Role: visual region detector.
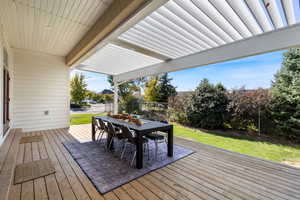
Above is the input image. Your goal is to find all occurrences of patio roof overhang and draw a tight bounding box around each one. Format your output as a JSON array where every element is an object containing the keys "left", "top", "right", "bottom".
[{"left": 72, "top": 0, "right": 300, "bottom": 83}]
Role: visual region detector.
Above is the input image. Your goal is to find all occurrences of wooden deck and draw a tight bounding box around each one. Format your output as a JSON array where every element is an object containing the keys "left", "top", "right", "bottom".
[{"left": 1, "top": 124, "right": 300, "bottom": 200}]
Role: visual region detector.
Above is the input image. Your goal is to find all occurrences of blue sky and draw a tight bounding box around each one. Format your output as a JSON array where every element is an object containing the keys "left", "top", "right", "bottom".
[
  {"left": 168, "top": 50, "right": 285, "bottom": 91},
  {"left": 71, "top": 50, "right": 285, "bottom": 92}
]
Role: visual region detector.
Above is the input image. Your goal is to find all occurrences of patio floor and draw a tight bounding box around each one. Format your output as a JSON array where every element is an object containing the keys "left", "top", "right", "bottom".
[{"left": 1, "top": 124, "right": 300, "bottom": 200}]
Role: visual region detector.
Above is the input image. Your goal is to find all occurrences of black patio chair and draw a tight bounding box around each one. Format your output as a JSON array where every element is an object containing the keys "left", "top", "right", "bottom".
[
  {"left": 94, "top": 118, "right": 105, "bottom": 142},
  {"left": 107, "top": 122, "right": 125, "bottom": 151},
  {"left": 96, "top": 118, "right": 107, "bottom": 144},
  {"left": 120, "top": 126, "right": 149, "bottom": 166},
  {"left": 145, "top": 132, "right": 167, "bottom": 160}
]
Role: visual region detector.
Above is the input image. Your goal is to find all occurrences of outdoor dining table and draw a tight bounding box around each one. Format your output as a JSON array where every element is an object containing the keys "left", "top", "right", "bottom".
[{"left": 92, "top": 116, "right": 173, "bottom": 169}]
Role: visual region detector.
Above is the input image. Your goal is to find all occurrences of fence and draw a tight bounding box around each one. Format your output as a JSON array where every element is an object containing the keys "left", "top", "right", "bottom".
[{"left": 90, "top": 103, "right": 113, "bottom": 113}]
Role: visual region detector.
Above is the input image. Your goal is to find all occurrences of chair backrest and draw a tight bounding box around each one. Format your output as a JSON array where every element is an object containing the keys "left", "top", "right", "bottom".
[
  {"left": 94, "top": 118, "right": 101, "bottom": 129},
  {"left": 107, "top": 122, "right": 117, "bottom": 136},
  {"left": 98, "top": 118, "right": 106, "bottom": 130},
  {"left": 121, "top": 126, "right": 136, "bottom": 143}
]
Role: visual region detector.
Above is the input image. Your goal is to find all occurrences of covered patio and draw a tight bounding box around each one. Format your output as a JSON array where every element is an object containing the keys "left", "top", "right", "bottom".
[
  {"left": 1, "top": 124, "right": 300, "bottom": 200},
  {"left": 1, "top": 0, "right": 300, "bottom": 199}
]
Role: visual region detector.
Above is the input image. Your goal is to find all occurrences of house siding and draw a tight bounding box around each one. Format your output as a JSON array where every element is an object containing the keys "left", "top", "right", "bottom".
[{"left": 13, "top": 48, "right": 70, "bottom": 132}]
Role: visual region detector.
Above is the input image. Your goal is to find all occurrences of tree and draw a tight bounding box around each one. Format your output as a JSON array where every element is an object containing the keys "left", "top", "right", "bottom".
[
  {"left": 107, "top": 75, "right": 142, "bottom": 113},
  {"left": 186, "top": 79, "right": 229, "bottom": 129},
  {"left": 107, "top": 75, "right": 140, "bottom": 101},
  {"left": 156, "top": 73, "right": 177, "bottom": 103},
  {"left": 144, "top": 76, "right": 159, "bottom": 102},
  {"left": 70, "top": 73, "right": 87, "bottom": 105},
  {"left": 144, "top": 74, "right": 177, "bottom": 103},
  {"left": 86, "top": 90, "right": 95, "bottom": 100},
  {"left": 92, "top": 94, "right": 104, "bottom": 103},
  {"left": 270, "top": 48, "right": 300, "bottom": 140},
  {"left": 103, "top": 94, "right": 113, "bottom": 103}
]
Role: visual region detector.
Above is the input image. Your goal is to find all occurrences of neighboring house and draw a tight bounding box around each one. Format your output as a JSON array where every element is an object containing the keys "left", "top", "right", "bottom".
[{"left": 100, "top": 89, "right": 114, "bottom": 95}]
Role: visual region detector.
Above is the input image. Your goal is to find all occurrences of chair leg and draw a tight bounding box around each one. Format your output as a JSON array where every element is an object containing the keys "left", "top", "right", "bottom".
[
  {"left": 121, "top": 142, "right": 127, "bottom": 159},
  {"left": 155, "top": 140, "right": 158, "bottom": 160},
  {"left": 100, "top": 130, "right": 105, "bottom": 141},
  {"left": 96, "top": 130, "right": 101, "bottom": 141},
  {"left": 131, "top": 151, "right": 136, "bottom": 167},
  {"left": 108, "top": 136, "right": 114, "bottom": 151},
  {"left": 143, "top": 143, "right": 149, "bottom": 160},
  {"left": 97, "top": 130, "right": 104, "bottom": 143},
  {"left": 146, "top": 142, "right": 150, "bottom": 160}
]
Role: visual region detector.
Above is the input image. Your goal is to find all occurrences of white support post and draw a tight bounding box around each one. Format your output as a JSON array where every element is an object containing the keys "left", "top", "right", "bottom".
[{"left": 113, "top": 82, "right": 119, "bottom": 114}]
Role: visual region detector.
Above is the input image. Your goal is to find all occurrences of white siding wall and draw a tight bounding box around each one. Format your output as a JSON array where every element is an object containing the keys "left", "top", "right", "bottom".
[
  {"left": 13, "top": 49, "right": 70, "bottom": 132},
  {"left": 0, "top": 23, "right": 13, "bottom": 145}
]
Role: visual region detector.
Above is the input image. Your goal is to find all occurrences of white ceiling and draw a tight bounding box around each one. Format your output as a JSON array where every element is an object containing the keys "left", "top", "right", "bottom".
[
  {"left": 80, "top": 43, "right": 163, "bottom": 75},
  {"left": 0, "top": 0, "right": 113, "bottom": 56}
]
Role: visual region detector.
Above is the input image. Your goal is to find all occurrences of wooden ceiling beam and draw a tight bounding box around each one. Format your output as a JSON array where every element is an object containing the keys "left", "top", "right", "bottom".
[{"left": 66, "top": 0, "right": 148, "bottom": 66}]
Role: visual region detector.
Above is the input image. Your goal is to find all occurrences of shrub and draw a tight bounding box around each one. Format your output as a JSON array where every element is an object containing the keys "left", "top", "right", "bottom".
[
  {"left": 227, "top": 88, "right": 274, "bottom": 133},
  {"left": 142, "top": 110, "right": 167, "bottom": 122},
  {"left": 120, "top": 95, "right": 141, "bottom": 114},
  {"left": 185, "top": 79, "right": 229, "bottom": 129},
  {"left": 167, "top": 94, "right": 190, "bottom": 124}
]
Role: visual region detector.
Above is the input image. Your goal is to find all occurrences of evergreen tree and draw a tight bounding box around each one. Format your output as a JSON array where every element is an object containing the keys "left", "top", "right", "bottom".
[
  {"left": 144, "top": 74, "right": 177, "bottom": 103},
  {"left": 186, "top": 79, "right": 229, "bottom": 129},
  {"left": 156, "top": 73, "right": 177, "bottom": 103},
  {"left": 70, "top": 73, "right": 87, "bottom": 105},
  {"left": 270, "top": 48, "right": 300, "bottom": 140}
]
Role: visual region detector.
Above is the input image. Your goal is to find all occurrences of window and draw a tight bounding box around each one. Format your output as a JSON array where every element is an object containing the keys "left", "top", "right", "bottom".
[{"left": 3, "top": 48, "right": 9, "bottom": 135}]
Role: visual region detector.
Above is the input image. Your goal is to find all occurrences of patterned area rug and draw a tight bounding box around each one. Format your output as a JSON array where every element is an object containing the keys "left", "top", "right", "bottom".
[{"left": 63, "top": 140, "right": 195, "bottom": 194}]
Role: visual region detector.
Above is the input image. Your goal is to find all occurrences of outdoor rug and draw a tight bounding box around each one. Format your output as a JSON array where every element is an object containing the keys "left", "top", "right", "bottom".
[
  {"left": 63, "top": 139, "right": 195, "bottom": 194},
  {"left": 14, "top": 158, "right": 56, "bottom": 184}
]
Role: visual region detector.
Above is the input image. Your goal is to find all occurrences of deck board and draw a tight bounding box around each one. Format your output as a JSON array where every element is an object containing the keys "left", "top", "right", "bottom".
[{"left": 0, "top": 124, "right": 300, "bottom": 200}]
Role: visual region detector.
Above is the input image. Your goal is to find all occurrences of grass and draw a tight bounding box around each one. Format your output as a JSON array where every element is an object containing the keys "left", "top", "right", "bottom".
[
  {"left": 69, "top": 113, "right": 300, "bottom": 163},
  {"left": 174, "top": 124, "right": 300, "bottom": 163},
  {"left": 70, "top": 113, "right": 106, "bottom": 125}
]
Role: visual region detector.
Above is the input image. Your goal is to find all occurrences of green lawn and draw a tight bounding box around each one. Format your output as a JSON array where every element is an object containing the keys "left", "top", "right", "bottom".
[
  {"left": 174, "top": 124, "right": 300, "bottom": 163},
  {"left": 70, "top": 113, "right": 106, "bottom": 125},
  {"left": 70, "top": 113, "right": 300, "bottom": 163}
]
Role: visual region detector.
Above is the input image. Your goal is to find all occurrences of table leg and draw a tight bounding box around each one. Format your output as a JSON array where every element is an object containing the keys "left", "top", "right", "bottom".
[
  {"left": 92, "top": 117, "right": 96, "bottom": 141},
  {"left": 136, "top": 132, "right": 143, "bottom": 169},
  {"left": 168, "top": 126, "right": 173, "bottom": 157}
]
